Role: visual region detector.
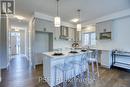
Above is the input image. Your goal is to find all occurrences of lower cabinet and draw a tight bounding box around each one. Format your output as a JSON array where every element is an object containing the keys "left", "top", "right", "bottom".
[
  {"left": 101, "top": 50, "right": 112, "bottom": 68},
  {"left": 35, "top": 53, "right": 43, "bottom": 65}
]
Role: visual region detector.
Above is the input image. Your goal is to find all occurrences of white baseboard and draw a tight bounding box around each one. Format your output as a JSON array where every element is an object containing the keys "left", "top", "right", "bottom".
[{"left": 101, "top": 65, "right": 111, "bottom": 69}]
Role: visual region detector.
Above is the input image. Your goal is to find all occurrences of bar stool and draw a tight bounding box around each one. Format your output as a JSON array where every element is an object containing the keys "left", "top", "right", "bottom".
[
  {"left": 54, "top": 56, "right": 76, "bottom": 87},
  {"left": 71, "top": 52, "right": 90, "bottom": 84},
  {"left": 87, "top": 50, "right": 99, "bottom": 81}
]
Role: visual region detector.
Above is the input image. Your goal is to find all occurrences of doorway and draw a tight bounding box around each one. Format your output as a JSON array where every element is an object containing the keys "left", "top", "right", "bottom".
[
  {"left": 9, "top": 28, "right": 26, "bottom": 61},
  {"left": 10, "top": 32, "right": 20, "bottom": 55}
]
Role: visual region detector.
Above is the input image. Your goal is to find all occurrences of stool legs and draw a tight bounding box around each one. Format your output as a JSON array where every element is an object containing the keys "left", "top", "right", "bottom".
[
  {"left": 55, "top": 67, "right": 77, "bottom": 87},
  {"left": 96, "top": 61, "right": 99, "bottom": 77},
  {"left": 91, "top": 61, "right": 99, "bottom": 81},
  {"left": 86, "top": 62, "right": 90, "bottom": 83},
  {"left": 92, "top": 61, "right": 95, "bottom": 81}
]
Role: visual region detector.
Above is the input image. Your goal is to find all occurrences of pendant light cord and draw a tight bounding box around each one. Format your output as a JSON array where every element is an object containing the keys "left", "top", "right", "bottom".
[
  {"left": 77, "top": 9, "right": 81, "bottom": 23},
  {"left": 57, "top": 0, "right": 59, "bottom": 16}
]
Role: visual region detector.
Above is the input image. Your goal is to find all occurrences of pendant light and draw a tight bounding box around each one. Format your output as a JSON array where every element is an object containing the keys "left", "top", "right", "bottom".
[
  {"left": 54, "top": 0, "right": 61, "bottom": 28},
  {"left": 77, "top": 9, "right": 81, "bottom": 31}
]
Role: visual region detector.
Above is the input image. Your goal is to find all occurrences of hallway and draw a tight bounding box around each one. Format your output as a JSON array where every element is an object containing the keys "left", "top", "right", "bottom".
[{"left": 0, "top": 55, "right": 46, "bottom": 87}]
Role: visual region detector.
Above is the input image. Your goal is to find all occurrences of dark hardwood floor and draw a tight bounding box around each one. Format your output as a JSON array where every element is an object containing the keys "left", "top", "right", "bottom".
[
  {"left": 0, "top": 55, "right": 130, "bottom": 87},
  {"left": 0, "top": 55, "right": 48, "bottom": 87}
]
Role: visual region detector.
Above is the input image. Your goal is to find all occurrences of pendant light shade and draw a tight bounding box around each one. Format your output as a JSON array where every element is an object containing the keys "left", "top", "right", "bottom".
[
  {"left": 77, "top": 23, "right": 81, "bottom": 31},
  {"left": 54, "top": 0, "right": 61, "bottom": 28},
  {"left": 54, "top": 17, "right": 61, "bottom": 27},
  {"left": 77, "top": 9, "right": 82, "bottom": 31}
]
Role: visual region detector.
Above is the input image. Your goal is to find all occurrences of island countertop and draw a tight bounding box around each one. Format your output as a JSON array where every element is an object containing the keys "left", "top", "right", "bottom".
[{"left": 42, "top": 50, "right": 93, "bottom": 59}]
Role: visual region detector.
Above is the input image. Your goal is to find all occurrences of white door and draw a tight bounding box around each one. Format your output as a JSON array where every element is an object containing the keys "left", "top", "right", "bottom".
[{"left": 11, "top": 36, "right": 17, "bottom": 55}]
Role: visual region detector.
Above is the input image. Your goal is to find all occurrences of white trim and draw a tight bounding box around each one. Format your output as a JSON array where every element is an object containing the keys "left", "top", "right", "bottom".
[
  {"left": 34, "top": 12, "right": 75, "bottom": 28},
  {"left": 82, "top": 9, "right": 130, "bottom": 26},
  {"left": 34, "top": 12, "right": 53, "bottom": 22}
]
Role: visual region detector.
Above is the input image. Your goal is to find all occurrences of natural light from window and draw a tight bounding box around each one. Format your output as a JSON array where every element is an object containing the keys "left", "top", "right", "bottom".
[{"left": 82, "top": 32, "right": 96, "bottom": 46}]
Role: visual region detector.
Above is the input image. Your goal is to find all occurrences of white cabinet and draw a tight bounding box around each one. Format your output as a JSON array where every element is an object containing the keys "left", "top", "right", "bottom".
[
  {"left": 101, "top": 50, "right": 112, "bottom": 68},
  {"left": 75, "top": 31, "right": 81, "bottom": 42},
  {"left": 55, "top": 26, "right": 75, "bottom": 41},
  {"left": 96, "top": 20, "right": 113, "bottom": 40},
  {"left": 68, "top": 28, "right": 75, "bottom": 41},
  {"left": 35, "top": 18, "right": 54, "bottom": 33},
  {"left": 53, "top": 28, "right": 60, "bottom": 40},
  {"left": 34, "top": 53, "right": 44, "bottom": 65}
]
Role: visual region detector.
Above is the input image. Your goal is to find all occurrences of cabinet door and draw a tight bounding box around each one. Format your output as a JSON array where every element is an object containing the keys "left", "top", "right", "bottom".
[
  {"left": 101, "top": 51, "right": 112, "bottom": 68},
  {"left": 75, "top": 31, "right": 81, "bottom": 42},
  {"left": 60, "top": 26, "right": 68, "bottom": 37},
  {"left": 68, "top": 28, "right": 74, "bottom": 41},
  {"left": 53, "top": 28, "right": 60, "bottom": 40},
  {"left": 35, "top": 18, "right": 54, "bottom": 32}
]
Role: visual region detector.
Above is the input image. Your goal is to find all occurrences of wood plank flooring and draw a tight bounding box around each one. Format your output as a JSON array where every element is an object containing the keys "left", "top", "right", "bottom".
[{"left": 0, "top": 55, "right": 130, "bottom": 87}]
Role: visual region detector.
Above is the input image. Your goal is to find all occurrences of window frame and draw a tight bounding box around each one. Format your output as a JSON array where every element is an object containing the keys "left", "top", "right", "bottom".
[{"left": 82, "top": 32, "right": 96, "bottom": 46}]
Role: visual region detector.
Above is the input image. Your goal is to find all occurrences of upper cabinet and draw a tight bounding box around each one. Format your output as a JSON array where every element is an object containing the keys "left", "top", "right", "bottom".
[
  {"left": 35, "top": 18, "right": 54, "bottom": 33},
  {"left": 53, "top": 28, "right": 60, "bottom": 40},
  {"left": 59, "top": 26, "right": 75, "bottom": 41},
  {"left": 60, "top": 26, "right": 69, "bottom": 38},
  {"left": 96, "top": 20, "right": 113, "bottom": 40},
  {"left": 68, "top": 27, "right": 75, "bottom": 41}
]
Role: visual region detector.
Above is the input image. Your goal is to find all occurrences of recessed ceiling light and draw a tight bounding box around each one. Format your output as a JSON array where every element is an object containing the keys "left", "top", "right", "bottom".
[
  {"left": 70, "top": 18, "right": 79, "bottom": 23},
  {"left": 14, "top": 15, "right": 25, "bottom": 20}
]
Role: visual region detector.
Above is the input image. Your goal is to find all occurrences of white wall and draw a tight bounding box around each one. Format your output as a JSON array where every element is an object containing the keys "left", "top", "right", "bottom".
[
  {"left": 82, "top": 25, "right": 96, "bottom": 33},
  {"left": 96, "top": 16, "right": 130, "bottom": 51}
]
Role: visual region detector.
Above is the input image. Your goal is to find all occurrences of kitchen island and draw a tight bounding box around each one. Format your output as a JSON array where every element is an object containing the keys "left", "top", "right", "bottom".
[{"left": 42, "top": 50, "right": 88, "bottom": 87}]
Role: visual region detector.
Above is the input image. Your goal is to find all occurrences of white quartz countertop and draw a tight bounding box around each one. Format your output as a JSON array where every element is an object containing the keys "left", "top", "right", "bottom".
[{"left": 42, "top": 50, "right": 93, "bottom": 59}]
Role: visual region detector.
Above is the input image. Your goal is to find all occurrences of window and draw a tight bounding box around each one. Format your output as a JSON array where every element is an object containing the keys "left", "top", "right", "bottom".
[{"left": 82, "top": 32, "right": 96, "bottom": 46}]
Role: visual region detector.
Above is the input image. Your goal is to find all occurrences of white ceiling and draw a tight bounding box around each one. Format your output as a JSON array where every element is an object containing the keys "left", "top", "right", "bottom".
[{"left": 15, "top": 0, "right": 130, "bottom": 23}]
